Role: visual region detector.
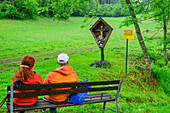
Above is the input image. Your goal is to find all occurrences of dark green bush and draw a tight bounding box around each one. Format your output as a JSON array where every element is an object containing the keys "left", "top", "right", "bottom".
[
  {"left": 156, "top": 60, "right": 165, "bottom": 67},
  {"left": 71, "top": 1, "right": 96, "bottom": 16},
  {"left": 72, "top": 3, "right": 130, "bottom": 17},
  {"left": 17, "top": 0, "right": 38, "bottom": 19},
  {"left": 0, "top": 0, "right": 38, "bottom": 19},
  {"left": 38, "top": 7, "right": 50, "bottom": 17},
  {"left": 136, "top": 51, "right": 164, "bottom": 63},
  {"left": 0, "top": 1, "right": 21, "bottom": 19},
  {"left": 136, "top": 50, "right": 169, "bottom": 94},
  {"left": 112, "top": 4, "right": 122, "bottom": 16},
  {"left": 148, "top": 51, "right": 164, "bottom": 61},
  {"left": 151, "top": 64, "right": 170, "bottom": 94},
  {"left": 167, "top": 52, "right": 170, "bottom": 61},
  {"left": 0, "top": 0, "right": 130, "bottom": 19}
]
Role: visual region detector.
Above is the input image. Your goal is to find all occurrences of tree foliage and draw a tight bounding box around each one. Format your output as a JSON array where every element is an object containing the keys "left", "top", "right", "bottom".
[
  {"left": 72, "top": 0, "right": 130, "bottom": 17},
  {"left": 122, "top": 0, "right": 152, "bottom": 77},
  {"left": 0, "top": 0, "right": 38, "bottom": 19},
  {"left": 0, "top": 0, "right": 93, "bottom": 19},
  {"left": 0, "top": 0, "right": 129, "bottom": 19},
  {"left": 132, "top": 0, "right": 170, "bottom": 66},
  {"left": 120, "top": 0, "right": 169, "bottom": 70}
]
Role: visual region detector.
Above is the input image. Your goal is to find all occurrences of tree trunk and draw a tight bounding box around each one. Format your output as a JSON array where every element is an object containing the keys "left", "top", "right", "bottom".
[
  {"left": 14, "top": 0, "right": 16, "bottom": 7},
  {"left": 163, "top": 17, "right": 168, "bottom": 66},
  {"left": 116, "top": 0, "right": 118, "bottom": 4},
  {"left": 125, "top": 0, "right": 151, "bottom": 77},
  {"left": 98, "top": 0, "right": 102, "bottom": 4}
]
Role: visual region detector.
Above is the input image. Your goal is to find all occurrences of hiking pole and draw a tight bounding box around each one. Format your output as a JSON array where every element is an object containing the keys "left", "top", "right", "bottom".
[{"left": 0, "top": 96, "right": 7, "bottom": 108}]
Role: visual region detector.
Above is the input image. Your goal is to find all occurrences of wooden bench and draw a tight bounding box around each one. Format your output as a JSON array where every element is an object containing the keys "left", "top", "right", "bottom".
[{"left": 6, "top": 80, "right": 122, "bottom": 113}]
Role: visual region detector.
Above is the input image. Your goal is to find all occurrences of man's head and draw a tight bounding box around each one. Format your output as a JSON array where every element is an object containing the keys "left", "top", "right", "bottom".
[{"left": 57, "top": 53, "right": 69, "bottom": 66}]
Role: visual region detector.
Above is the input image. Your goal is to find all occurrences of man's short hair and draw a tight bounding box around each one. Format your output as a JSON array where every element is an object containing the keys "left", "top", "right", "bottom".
[{"left": 57, "top": 53, "right": 69, "bottom": 63}]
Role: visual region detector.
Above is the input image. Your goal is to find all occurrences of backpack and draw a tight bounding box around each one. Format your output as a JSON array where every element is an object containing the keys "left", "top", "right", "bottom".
[{"left": 69, "top": 79, "right": 91, "bottom": 104}]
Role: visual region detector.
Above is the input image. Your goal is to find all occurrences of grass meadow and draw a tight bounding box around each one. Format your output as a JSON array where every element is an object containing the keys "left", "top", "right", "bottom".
[{"left": 0, "top": 17, "right": 169, "bottom": 113}]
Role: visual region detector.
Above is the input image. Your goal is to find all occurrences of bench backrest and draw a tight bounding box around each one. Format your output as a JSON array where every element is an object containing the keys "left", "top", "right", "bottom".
[
  {"left": 6, "top": 80, "right": 122, "bottom": 113},
  {"left": 7, "top": 80, "right": 122, "bottom": 99}
]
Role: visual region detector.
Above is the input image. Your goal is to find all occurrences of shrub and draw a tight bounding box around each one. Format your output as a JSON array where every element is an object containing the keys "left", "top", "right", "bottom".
[
  {"left": 136, "top": 50, "right": 169, "bottom": 94},
  {"left": 0, "top": 1, "right": 21, "bottom": 19},
  {"left": 151, "top": 64, "right": 170, "bottom": 94},
  {"left": 16, "top": 0, "right": 38, "bottom": 19},
  {"left": 72, "top": 3, "right": 130, "bottom": 17},
  {"left": 97, "top": 4, "right": 125, "bottom": 17},
  {"left": 0, "top": 0, "right": 38, "bottom": 19},
  {"left": 38, "top": 7, "right": 50, "bottom": 17},
  {"left": 136, "top": 51, "right": 164, "bottom": 63},
  {"left": 111, "top": 4, "right": 122, "bottom": 17},
  {"left": 71, "top": 1, "right": 96, "bottom": 16},
  {"left": 148, "top": 51, "right": 164, "bottom": 61}
]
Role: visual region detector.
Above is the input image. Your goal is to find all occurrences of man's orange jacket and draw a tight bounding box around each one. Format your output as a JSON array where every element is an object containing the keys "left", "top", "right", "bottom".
[{"left": 44, "top": 66, "right": 78, "bottom": 102}]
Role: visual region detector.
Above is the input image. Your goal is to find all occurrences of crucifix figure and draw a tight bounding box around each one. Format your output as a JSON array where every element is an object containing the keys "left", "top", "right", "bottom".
[
  {"left": 99, "top": 22, "right": 104, "bottom": 39},
  {"left": 93, "top": 22, "right": 110, "bottom": 40}
]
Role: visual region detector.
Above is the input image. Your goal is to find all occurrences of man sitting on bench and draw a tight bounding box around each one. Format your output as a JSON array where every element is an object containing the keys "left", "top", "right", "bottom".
[{"left": 43, "top": 53, "right": 78, "bottom": 113}]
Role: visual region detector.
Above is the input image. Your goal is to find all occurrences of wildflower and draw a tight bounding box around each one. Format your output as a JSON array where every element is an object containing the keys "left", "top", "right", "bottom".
[{"left": 95, "top": 36, "right": 105, "bottom": 45}]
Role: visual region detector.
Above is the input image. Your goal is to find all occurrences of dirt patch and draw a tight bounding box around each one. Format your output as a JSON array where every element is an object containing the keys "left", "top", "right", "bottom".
[
  {"left": 0, "top": 41, "right": 125, "bottom": 67},
  {"left": 0, "top": 58, "right": 21, "bottom": 64},
  {"left": 0, "top": 47, "right": 96, "bottom": 68}
]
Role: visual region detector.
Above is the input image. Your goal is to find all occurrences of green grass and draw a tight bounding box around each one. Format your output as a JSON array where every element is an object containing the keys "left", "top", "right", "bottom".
[{"left": 0, "top": 17, "right": 169, "bottom": 112}]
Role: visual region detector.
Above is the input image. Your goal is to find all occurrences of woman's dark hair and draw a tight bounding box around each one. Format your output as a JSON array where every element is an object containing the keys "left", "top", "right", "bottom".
[{"left": 16, "top": 56, "right": 35, "bottom": 82}]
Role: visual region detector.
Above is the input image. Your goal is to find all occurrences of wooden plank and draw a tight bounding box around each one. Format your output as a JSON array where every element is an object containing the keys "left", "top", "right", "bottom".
[
  {"left": 84, "top": 97, "right": 114, "bottom": 101},
  {"left": 13, "top": 80, "right": 120, "bottom": 90},
  {"left": 7, "top": 99, "right": 115, "bottom": 111},
  {"left": 86, "top": 93, "right": 112, "bottom": 98},
  {"left": 11, "top": 86, "right": 118, "bottom": 98},
  {"left": 6, "top": 93, "right": 113, "bottom": 105},
  {"left": 7, "top": 97, "right": 114, "bottom": 106}
]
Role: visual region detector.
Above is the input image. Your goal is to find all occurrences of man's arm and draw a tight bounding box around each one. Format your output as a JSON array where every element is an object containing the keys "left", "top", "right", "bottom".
[
  {"left": 44, "top": 73, "right": 52, "bottom": 84},
  {"left": 71, "top": 72, "right": 78, "bottom": 89}
]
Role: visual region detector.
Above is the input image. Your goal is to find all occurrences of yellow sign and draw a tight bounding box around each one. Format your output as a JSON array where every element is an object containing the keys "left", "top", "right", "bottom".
[{"left": 122, "top": 30, "right": 134, "bottom": 39}]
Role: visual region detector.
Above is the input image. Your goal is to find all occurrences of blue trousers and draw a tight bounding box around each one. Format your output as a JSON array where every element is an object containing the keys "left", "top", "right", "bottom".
[
  {"left": 43, "top": 96, "right": 58, "bottom": 113},
  {"left": 50, "top": 108, "right": 57, "bottom": 113},
  {"left": 43, "top": 96, "right": 70, "bottom": 113}
]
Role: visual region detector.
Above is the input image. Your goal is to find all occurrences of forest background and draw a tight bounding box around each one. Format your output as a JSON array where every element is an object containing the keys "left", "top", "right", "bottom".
[{"left": 0, "top": 0, "right": 169, "bottom": 112}]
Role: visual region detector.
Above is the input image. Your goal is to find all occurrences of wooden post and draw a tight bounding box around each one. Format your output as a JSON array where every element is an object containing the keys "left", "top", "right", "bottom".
[{"left": 101, "top": 48, "right": 104, "bottom": 62}]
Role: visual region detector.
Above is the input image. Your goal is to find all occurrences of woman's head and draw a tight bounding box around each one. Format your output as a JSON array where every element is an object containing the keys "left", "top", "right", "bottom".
[
  {"left": 16, "top": 56, "right": 35, "bottom": 82},
  {"left": 20, "top": 56, "right": 35, "bottom": 69}
]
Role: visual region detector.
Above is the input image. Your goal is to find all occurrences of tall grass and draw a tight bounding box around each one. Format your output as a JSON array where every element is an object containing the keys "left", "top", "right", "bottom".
[{"left": 0, "top": 17, "right": 169, "bottom": 112}]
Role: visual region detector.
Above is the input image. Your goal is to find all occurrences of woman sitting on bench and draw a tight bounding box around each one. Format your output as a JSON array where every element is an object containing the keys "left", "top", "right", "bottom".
[{"left": 12, "top": 56, "right": 43, "bottom": 113}]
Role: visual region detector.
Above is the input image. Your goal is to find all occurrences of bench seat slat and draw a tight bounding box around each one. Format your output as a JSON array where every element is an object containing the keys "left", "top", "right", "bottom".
[
  {"left": 7, "top": 99, "right": 115, "bottom": 112},
  {"left": 6, "top": 93, "right": 115, "bottom": 111},
  {"left": 86, "top": 93, "right": 113, "bottom": 98}
]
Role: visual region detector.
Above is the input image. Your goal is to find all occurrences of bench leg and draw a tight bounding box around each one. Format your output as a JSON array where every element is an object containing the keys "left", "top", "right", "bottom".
[
  {"left": 103, "top": 102, "right": 106, "bottom": 113},
  {"left": 115, "top": 101, "right": 118, "bottom": 113},
  {"left": 10, "top": 86, "right": 13, "bottom": 113}
]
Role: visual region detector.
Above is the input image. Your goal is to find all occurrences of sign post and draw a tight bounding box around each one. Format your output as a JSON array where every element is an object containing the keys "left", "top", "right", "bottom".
[{"left": 122, "top": 30, "right": 134, "bottom": 76}]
